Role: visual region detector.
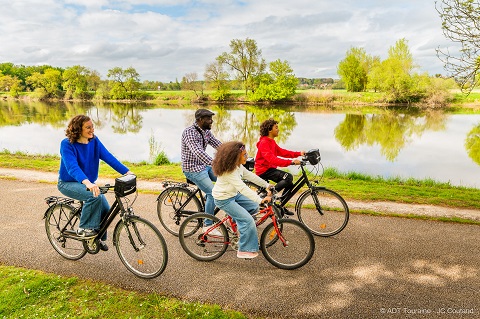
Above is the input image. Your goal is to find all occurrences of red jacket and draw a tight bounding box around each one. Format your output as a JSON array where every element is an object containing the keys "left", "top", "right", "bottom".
[{"left": 254, "top": 136, "right": 302, "bottom": 176}]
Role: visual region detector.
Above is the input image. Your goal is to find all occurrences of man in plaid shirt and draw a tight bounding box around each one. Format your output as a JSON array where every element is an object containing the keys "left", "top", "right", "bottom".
[{"left": 181, "top": 109, "right": 222, "bottom": 229}]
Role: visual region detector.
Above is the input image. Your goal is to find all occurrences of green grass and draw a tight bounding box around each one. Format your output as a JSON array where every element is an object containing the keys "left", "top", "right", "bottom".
[
  {"left": 0, "top": 265, "right": 249, "bottom": 319},
  {"left": 2, "top": 150, "right": 479, "bottom": 209}
]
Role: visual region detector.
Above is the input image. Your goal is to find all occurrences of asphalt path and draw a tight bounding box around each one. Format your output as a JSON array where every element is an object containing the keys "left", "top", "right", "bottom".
[{"left": 0, "top": 179, "right": 479, "bottom": 318}]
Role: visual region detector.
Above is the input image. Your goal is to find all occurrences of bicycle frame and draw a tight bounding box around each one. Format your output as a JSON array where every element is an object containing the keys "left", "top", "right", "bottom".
[
  {"left": 45, "top": 186, "right": 134, "bottom": 244},
  {"left": 277, "top": 161, "right": 315, "bottom": 206},
  {"left": 202, "top": 203, "right": 287, "bottom": 247},
  {"left": 160, "top": 180, "right": 223, "bottom": 217}
]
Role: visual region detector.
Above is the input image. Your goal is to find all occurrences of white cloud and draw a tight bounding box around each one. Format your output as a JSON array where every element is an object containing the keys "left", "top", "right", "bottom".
[{"left": 0, "top": 0, "right": 459, "bottom": 81}]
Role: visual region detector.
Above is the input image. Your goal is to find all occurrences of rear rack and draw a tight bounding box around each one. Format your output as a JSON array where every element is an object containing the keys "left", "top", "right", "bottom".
[{"left": 44, "top": 196, "right": 75, "bottom": 206}]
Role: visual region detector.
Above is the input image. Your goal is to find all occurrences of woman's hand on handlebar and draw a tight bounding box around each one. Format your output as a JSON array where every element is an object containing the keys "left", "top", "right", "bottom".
[{"left": 83, "top": 179, "right": 100, "bottom": 197}]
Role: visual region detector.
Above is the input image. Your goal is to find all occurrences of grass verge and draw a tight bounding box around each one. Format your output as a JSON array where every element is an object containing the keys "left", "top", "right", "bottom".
[
  {"left": 0, "top": 265, "right": 249, "bottom": 319},
  {"left": 1, "top": 150, "right": 479, "bottom": 210}
]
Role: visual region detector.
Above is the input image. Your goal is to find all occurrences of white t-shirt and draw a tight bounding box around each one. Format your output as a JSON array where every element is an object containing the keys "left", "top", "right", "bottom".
[{"left": 212, "top": 165, "right": 270, "bottom": 203}]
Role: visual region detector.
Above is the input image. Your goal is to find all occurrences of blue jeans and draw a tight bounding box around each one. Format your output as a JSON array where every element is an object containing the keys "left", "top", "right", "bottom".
[
  {"left": 184, "top": 166, "right": 217, "bottom": 222},
  {"left": 214, "top": 193, "right": 260, "bottom": 253},
  {"left": 58, "top": 180, "right": 109, "bottom": 240}
]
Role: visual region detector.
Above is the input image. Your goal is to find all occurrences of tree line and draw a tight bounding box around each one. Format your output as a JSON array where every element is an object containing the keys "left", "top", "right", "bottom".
[
  {"left": 1, "top": 0, "right": 479, "bottom": 105},
  {"left": 0, "top": 38, "right": 305, "bottom": 103}
]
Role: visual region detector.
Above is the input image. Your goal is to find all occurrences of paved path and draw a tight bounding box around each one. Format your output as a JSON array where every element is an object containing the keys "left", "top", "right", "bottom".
[{"left": 0, "top": 171, "right": 479, "bottom": 318}]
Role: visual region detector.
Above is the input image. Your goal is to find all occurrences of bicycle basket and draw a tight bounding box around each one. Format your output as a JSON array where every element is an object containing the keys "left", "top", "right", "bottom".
[
  {"left": 243, "top": 157, "right": 255, "bottom": 171},
  {"left": 305, "top": 149, "right": 321, "bottom": 165},
  {"left": 114, "top": 174, "right": 137, "bottom": 197}
]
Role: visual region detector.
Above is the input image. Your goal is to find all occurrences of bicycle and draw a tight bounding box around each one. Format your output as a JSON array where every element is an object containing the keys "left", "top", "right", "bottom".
[
  {"left": 156, "top": 174, "right": 269, "bottom": 237},
  {"left": 250, "top": 149, "right": 350, "bottom": 237},
  {"left": 43, "top": 174, "right": 168, "bottom": 279},
  {"left": 156, "top": 179, "right": 216, "bottom": 236},
  {"left": 178, "top": 190, "right": 315, "bottom": 270}
]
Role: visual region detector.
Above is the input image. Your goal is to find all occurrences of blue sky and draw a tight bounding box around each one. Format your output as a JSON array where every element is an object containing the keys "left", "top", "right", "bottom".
[{"left": 0, "top": 0, "right": 456, "bottom": 82}]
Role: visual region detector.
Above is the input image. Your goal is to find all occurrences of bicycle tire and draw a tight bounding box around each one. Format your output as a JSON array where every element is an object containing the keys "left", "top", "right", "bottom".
[
  {"left": 260, "top": 219, "right": 315, "bottom": 270},
  {"left": 157, "top": 186, "right": 203, "bottom": 236},
  {"left": 178, "top": 213, "right": 228, "bottom": 261},
  {"left": 113, "top": 216, "right": 168, "bottom": 279},
  {"left": 296, "top": 187, "right": 349, "bottom": 237},
  {"left": 45, "top": 204, "right": 87, "bottom": 260}
]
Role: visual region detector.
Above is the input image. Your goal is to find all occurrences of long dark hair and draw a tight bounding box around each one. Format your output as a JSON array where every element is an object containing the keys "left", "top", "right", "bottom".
[
  {"left": 260, "top": 118, "right": 278, "bottom": 136},
  {"left": 212, "top": 141, "right": 245, "bottom": 176},
  {"left": 65, "top": 115, "right": 91, "bottom": 143}
]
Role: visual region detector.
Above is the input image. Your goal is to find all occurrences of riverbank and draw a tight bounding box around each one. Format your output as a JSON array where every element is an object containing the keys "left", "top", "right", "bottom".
[{"left": 3, "top": 89, "right": 480, "bottom": 110}]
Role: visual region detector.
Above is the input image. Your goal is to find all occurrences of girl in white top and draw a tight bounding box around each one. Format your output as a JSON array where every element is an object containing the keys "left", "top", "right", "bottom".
[{"left": 212, "top": 141, "right": 272, "bottom": 259}]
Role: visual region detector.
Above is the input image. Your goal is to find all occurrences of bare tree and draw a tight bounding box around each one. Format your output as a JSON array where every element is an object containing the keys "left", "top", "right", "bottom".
[{"left": 436, "top": 0, "right": 480, "bottom": 93}]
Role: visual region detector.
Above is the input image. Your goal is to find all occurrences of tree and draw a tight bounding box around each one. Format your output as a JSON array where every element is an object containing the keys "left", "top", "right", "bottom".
[
  {"left": 251, "top": 59, "right": 298, "bottom": 102},
  {"left": 436, "top": 0, "right": 480, "bottom": 92},
  {"left": 181, "top": 72, "right": 204, "bottom": 98},
  {"left": 26, "top": 68, "right": 63, "bottom": 99},
  {"left": 0, "top": 74, "right": 23, "bottom": 97},
  {"left": 204, "top": 61, "right": 230, "bottom": 101},
  {"left": 337, "top": 47, "right": 372, "bottom": 92},
  {"left": 107, "top": 67, "right": 141, "bottom": 99},
  {"left": 217, "top": 38, "right": 266, "bottom": 95},
  {"left": 62, "top": 65, "right": 91, "bottom": 99},
  {"left": 370, "top": 39, "right": 420, "bottom": 102}
]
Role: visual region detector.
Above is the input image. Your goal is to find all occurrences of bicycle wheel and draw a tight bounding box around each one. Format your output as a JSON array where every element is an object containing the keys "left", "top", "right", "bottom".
[
  {"left": 45, "top": 204, "right": 87, "bottom": 260},
  {"left": 296, "top": 187, "right": 349, "bottom": 237},
  {"left": 179, "top": 213, "right": 228, "bottom": 261},
  {"left": 260, "top": 219, "right": 315, "bottom": 270},
  {"left": 157, "top": 187, "right": 202, "bottom": 236},
  {"left": 113, "top": 216, "right": 168, "bottom": 279}
]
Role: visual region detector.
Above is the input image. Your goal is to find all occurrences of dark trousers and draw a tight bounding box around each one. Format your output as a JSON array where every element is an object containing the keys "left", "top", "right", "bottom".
[{"left": 258, "top": 168, "right": 294, "bottom": 197}]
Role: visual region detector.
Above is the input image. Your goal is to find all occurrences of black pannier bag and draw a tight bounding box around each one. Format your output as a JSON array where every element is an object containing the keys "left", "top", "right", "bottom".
[
  {"left": 114, "top": 174, "right": 137, "bottom": 197},
  {"left": 305, "top": 149, "right": 321, "bottom": 165},
  {"left": 243, "top": 157, "right": 255, "bottom": 171}
]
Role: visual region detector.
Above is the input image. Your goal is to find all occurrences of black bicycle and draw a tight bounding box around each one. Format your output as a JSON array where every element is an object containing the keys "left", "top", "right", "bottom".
[
  {"left": 269, "top": 149, "right": 349, "bottom": 237},
  {"left": 44, "top": 174, "right": 168, "bottom": 279},
  {"left": 156, "top": 179, "right": 221, "bottom": 236}
]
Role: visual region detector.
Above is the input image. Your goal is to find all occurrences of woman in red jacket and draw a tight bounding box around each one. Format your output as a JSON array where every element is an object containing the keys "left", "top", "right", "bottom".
[{"left": 254, "top": 119, "right": 304, "bottom": 215}]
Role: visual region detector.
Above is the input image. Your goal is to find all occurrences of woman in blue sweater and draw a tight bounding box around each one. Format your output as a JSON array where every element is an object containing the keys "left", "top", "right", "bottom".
[{"left": 58, "top": 115, "right": 132, "bottom": 250}]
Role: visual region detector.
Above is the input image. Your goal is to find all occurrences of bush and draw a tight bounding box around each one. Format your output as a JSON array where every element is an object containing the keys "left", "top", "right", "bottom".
[{"left": 153, "top": 151, "right": 170, "bottom": 166}]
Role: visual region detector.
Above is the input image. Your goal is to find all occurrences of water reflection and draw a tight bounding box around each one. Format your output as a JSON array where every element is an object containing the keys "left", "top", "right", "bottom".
[
  {"left": 465, "top": 124, "right": 480, "bottom": 165},
  {"left": 1, "top": 100, "right": 479, "bottom": 188},
  {"left": 335, "top": 111, "right": 447, "bottom": 161}
]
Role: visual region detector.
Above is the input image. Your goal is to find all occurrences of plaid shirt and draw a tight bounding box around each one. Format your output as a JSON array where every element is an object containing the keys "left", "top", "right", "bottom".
[{"left": 181, "top": 123, "right": 222, "bottom": 172}]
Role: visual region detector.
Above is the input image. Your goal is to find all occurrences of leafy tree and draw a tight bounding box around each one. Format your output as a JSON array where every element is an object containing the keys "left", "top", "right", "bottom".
[
  {"left": 62, "top": 65, "right": 92, "bottom": 99},
  {"left": 251, "top": 59, "right": 298, "bottom": 102},
  {"left": 337, "top": 47, "right": 373, "bottom": 92},
  {"left": 107, "top": 67, "right": 141, "bottom": 99},
  {"left": 204, "top": 61, "right": 230, "bottom": 101},
  {"left": 217, "top": 38, "right": 266, "bottom": 95},
  {"left": 373, "top": 39, "right": 419, "bottom": 102},
  {"left": 436, "top": 0, "right": 480, "bottom": 92},
  {"left": 0, "top": 74, "right": 23, "bottom": 97},
  {"left": 26, "top": 68, "right": 63, "bottom": 99}
]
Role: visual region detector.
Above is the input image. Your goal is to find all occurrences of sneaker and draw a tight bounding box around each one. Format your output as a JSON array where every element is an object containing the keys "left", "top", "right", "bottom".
[
  {"left": 202, "top": 226, "right": 222, "bottom": 236},
  {"left": 98, "top": 241, "right": 108, "bottom": 251},
  {"left": 237, "top": 251, "right": 259, "bottom": 259},
  {"left": 76, "top": 228, "right": 97, "bottom": 237}
]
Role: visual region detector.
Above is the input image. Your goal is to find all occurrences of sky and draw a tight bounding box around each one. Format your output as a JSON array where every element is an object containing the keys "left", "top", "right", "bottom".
[{"left": 0, "top": 0, "right": 457, "bottom": 82}]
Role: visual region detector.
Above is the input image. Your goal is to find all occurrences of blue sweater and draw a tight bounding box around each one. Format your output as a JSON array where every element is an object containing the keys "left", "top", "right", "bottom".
[{"left": 58, "top": 136, "right": 129, "bottom": 183}]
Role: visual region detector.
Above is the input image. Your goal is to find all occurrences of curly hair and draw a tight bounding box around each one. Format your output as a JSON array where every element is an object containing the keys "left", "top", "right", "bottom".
[
  {"left": 212, "top": 141, "right": 245, "bottom": 176},
  {"left": 65, "top": 115, "right": 92, "bottom": 144},
  {"left": 259, "top": 118, "right": 278, "bottom": 136}
]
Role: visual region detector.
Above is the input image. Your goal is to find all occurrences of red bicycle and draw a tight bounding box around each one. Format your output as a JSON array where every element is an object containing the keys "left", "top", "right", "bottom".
[{"left": 178, "top": 192, "right": 315, "bottom": 270}]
